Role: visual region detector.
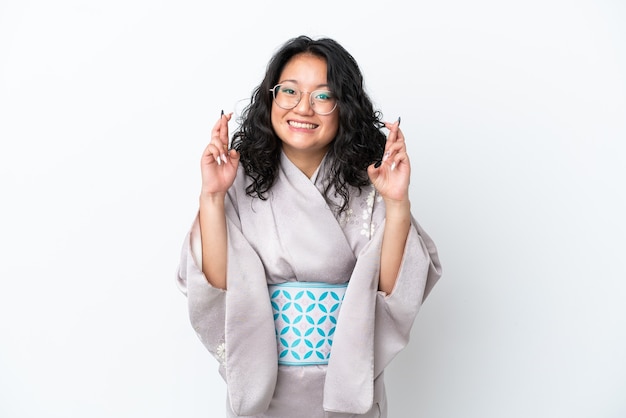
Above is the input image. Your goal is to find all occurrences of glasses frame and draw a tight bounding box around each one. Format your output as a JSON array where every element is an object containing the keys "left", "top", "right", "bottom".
[{"left": 269, "top": 83, "right": 338, "bottom": 115}]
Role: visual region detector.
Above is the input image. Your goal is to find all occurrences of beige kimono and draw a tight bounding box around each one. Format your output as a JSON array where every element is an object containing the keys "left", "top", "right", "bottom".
[{"left": 177, "top": 152, "right": 442, "bottom": 417}]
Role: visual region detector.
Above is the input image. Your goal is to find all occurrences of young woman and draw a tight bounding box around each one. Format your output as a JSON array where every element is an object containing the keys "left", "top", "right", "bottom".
[{"left": 177, "top": 35, "right": 442, "bottom": 418}]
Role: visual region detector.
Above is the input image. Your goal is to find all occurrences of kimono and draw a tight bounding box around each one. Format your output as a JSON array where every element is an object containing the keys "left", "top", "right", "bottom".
[{"left": 176, "top": 151, "right": 442, "bottom": 417}]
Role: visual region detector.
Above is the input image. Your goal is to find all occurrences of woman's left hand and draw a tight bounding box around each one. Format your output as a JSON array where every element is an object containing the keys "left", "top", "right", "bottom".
[{"left": 367, "top": 119, "right": 411, "bottom": 203}]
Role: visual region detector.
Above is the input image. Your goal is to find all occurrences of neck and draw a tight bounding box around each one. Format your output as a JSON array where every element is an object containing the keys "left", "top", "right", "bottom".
[{"left": 282, "top": 147, "right": 328, "bottom": 178}]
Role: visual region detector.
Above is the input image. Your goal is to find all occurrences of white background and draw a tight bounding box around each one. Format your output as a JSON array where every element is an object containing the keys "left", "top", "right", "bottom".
[{"left": 1, "top": 0, "right": 625, "bottom": 417}]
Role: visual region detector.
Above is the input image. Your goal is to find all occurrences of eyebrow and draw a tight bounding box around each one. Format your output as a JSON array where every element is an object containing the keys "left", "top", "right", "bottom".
[{"left": 278, "top": 79, "right": 331, "bottom": 89}]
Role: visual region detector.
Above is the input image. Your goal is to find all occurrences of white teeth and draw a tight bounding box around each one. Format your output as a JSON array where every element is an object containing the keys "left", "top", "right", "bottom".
[{"left": 289, "top": 121, "right": 317, "bottom": 129}]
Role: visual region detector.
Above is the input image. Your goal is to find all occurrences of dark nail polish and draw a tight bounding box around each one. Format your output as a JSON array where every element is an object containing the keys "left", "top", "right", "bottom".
[
  {"left": 374, "top": 160, "right": 382, "bottom": 168},
  {"left": 397, "top": 116, "right": 401, "bottom": 126},
  {"left": 221, "top": 109, "right": 224, "bottom": 117}
]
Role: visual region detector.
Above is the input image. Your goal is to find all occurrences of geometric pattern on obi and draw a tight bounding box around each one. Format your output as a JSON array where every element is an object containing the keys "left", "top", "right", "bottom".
[{"left": 268, "top": 282, "right": 348, "bottom": 366}]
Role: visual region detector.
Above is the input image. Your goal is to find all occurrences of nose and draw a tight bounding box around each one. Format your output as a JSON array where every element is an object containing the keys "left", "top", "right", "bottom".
[{"left": 293, "top": 92, "right": 315, "bottom": 115}]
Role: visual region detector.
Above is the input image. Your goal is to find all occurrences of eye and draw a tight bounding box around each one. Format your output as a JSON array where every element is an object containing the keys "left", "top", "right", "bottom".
[
  {"left": 313, "top": 91, "right": 333, "bottom": 101},
  {"left": 279, "top": 85, "right": 299, "bottom": 96}
]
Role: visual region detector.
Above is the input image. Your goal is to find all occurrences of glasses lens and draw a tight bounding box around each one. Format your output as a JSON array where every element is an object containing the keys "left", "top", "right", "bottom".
[
  {"left": 310, "top": 90, "right": 336, "bottom": 115},
  {"left": 273, "top": 83, "right": 301, "bottom": 110}
]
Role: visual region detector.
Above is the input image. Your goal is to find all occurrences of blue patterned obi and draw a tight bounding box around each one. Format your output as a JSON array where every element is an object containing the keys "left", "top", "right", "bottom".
[{"left": 268, "top": 282, "right": 348, "bottom": 366}]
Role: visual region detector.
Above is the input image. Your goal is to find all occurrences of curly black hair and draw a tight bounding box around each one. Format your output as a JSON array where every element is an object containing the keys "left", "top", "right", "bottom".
[{"left": 231, "top": 35, "right": 387, "bottom": 213}]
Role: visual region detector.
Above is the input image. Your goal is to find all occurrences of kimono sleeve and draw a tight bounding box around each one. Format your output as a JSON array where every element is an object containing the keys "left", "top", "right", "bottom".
[
  {"left": 373, "top": 207, "right": 442, "bottom": 378},
  {"left": 323, "top": 196, "right": 442, "bottom": 414},
  {"left": 176, "top": 215, "right": 228, "bottom": 372},
  {"left": 176, "top": 187, "right": 278, "bottom": 415}
]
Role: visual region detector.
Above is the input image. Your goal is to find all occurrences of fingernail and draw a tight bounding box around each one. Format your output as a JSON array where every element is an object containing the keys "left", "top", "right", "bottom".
[
  {"left": 397, "top": 116, "right": 401, "bottom": 126},
  {"left": 216, "top": 155, "right": 222, "bottom": 165},
  {"left": 221, "top": 153, "right": 227, "bottom": 162},
  {"left": 374, "top": 160, "right": 382, "bottom": 168},
  {"left": 383, "top": 151, "right": 391, "bottom": 161},
  {"left": 391, "top": 161, "right": 396, "bottom": 171},
  {"left": 221, "top": 109, "right": 224, "bottom": 117}
]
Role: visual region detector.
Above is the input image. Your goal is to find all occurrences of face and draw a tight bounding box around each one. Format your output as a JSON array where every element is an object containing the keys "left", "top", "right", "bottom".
[{"left": 271, "top": 53, "right": 339, "bottom": 171}]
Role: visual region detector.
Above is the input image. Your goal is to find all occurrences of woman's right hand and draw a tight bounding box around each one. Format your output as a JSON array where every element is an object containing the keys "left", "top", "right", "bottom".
[{"left": 200, "top": 112, "right": 240, "bottom": 197}]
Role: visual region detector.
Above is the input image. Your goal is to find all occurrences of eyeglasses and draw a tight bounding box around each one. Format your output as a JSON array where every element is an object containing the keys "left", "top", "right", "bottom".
[{"left": 269, "top": 82, "right": 337, "bottom": 115}]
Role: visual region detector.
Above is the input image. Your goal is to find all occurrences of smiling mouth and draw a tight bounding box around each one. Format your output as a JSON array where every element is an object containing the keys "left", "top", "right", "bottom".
[{"left": 288, "top": 120, "right": 318, "bottom": 129}]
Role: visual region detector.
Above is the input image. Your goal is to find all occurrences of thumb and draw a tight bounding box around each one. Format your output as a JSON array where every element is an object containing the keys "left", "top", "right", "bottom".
[
  {"left": 228, "top": 149, "right": 241, "bottom": 169},
  {"left": 367, "top": 163, "right": 379, "bottom": 184},
  {"left": 228, "top": 148, "right": 240, "bottom": 161}
]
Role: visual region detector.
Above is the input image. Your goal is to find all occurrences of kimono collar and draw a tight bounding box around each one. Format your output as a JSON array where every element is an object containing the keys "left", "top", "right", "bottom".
[{"left": 279, "top": 150, "right": 333, "bottom": 197}]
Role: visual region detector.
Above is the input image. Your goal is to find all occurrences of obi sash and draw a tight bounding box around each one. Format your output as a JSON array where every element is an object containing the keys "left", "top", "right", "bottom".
[{"left": 268, "top": 282, "right": 348, "bottom": 366}]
